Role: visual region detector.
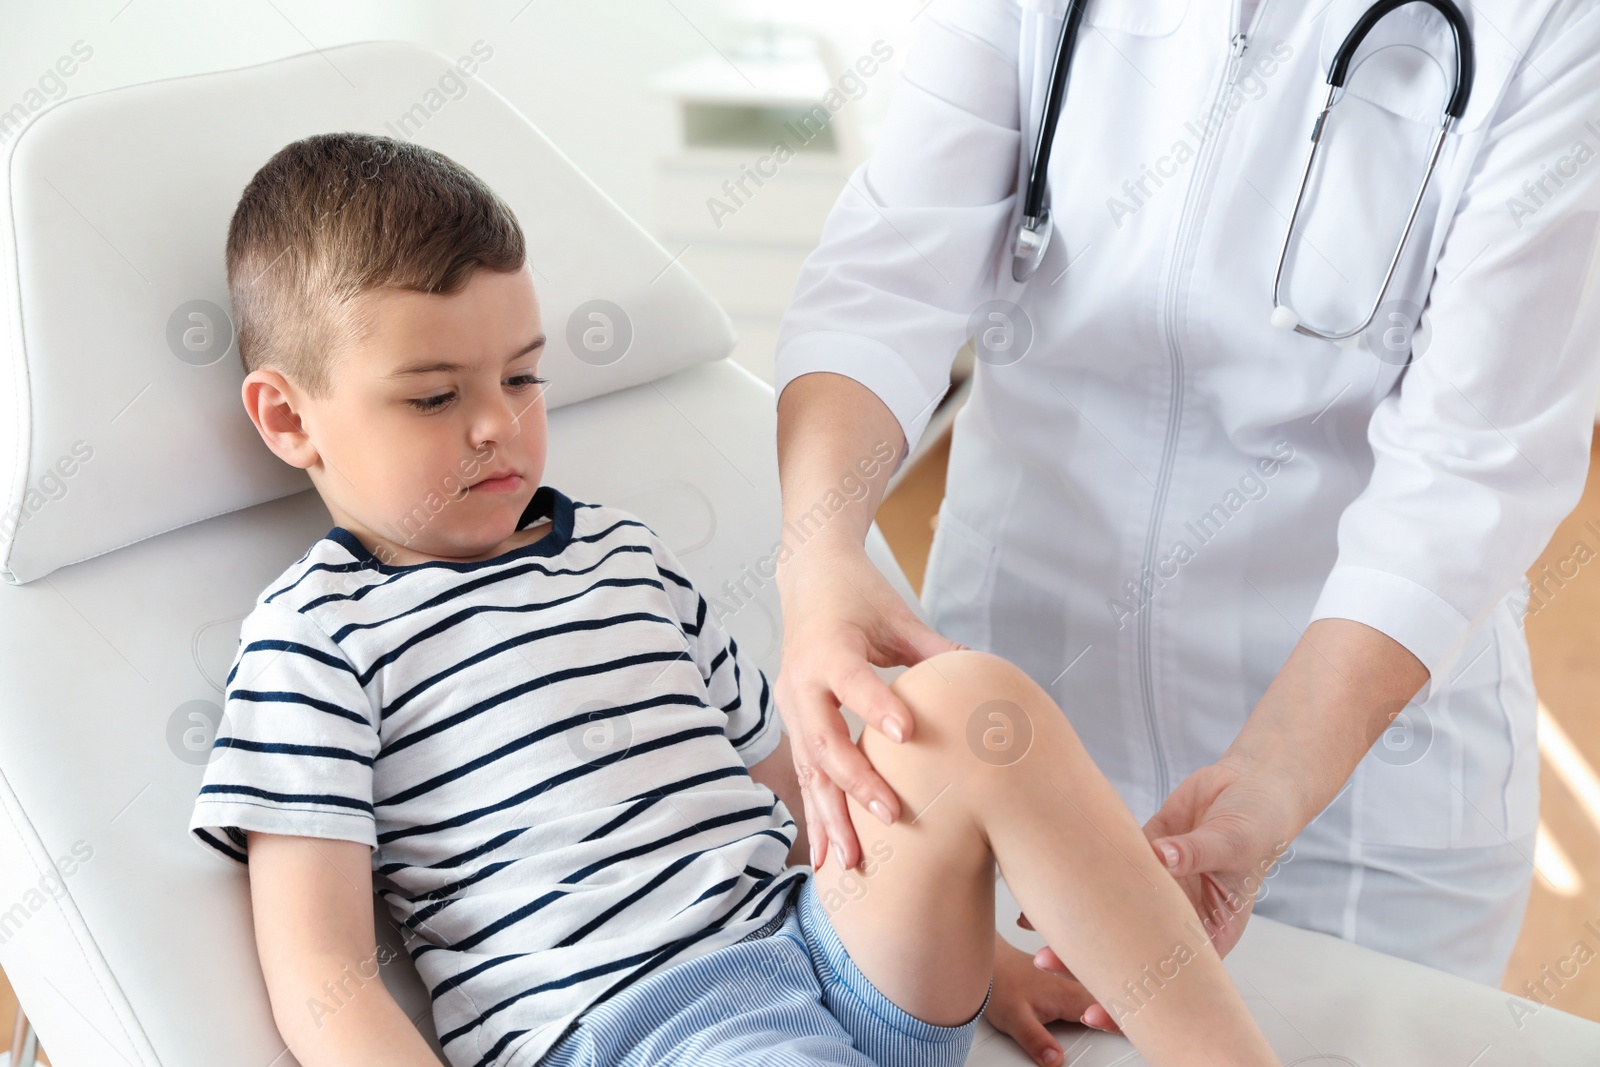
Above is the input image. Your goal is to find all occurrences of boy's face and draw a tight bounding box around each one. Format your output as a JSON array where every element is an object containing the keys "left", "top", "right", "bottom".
[{"left": 243, "top": 263, "right": 550, "bottom": 566}]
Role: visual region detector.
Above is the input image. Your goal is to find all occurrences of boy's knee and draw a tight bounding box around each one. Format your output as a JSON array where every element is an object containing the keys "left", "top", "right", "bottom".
[
  {"left": 887, "top": 650, "right": 1044, "bottom": 765},
  {"left": 891, "top": 649, "right": 1030, "bottom": 709}
]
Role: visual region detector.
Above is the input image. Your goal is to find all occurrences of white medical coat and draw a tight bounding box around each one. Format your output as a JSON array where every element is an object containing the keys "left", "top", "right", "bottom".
[{"left": 773, "top": 0, "right": 1600, "bottom": 854}]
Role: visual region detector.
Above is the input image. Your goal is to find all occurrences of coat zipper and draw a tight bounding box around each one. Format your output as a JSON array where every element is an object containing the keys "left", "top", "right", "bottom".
[{"left": 1137, "top": 0, "right": 1265, "bottom": 805}]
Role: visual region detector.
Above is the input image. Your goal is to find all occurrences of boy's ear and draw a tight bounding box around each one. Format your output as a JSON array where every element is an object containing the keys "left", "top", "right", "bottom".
[{"left": 242, "top": 369, "right": 318, "bottom": 470}]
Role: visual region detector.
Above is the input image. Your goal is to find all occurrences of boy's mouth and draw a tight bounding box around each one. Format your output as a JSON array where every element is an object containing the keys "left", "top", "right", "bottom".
[{"left": 470, "top": 470, "right": 522, "bottom": 493}]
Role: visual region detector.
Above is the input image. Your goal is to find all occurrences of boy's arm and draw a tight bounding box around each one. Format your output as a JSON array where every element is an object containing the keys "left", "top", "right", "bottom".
[
  {"left": 748, "top": 731, "right": 811, "bottom": 869},
  {"left": 247, "top": 832, "right": 443, "bottom": 1066},
  {"left": 637, "top": 519, "right": 805, "bottom": 859}
]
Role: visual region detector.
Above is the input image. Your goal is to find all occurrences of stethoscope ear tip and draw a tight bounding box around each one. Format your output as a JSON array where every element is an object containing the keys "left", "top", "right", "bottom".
[{"left": 1269, "top": 305, "right": 1299, "bottom": 330}]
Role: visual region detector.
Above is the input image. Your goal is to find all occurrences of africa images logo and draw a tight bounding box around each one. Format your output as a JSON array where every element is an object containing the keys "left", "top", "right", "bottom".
[
  {"left": 1106, "top": 38, "right": 1293, "bottom": 229},
  {"left": 1107, "top": 442, "right": 1296, "bottom": 630},
  {"left": 704, "top": 40, "right": 895, "bottom": 229}
]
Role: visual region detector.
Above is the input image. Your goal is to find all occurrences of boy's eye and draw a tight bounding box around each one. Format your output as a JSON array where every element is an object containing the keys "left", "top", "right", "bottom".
[
  {"left": 409, "top": 392, "right": 452, "bottom": 412},
  {"left": 406, "top": 374, "right": 549, "bottom": 413},
  {"left": 409, "top": 390, "right": 454, "bottom": 412}
]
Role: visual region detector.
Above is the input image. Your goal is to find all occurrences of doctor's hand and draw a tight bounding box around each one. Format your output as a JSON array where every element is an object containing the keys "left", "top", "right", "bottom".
[
  {"left": 1021, "top": 759, "right": 1291, "bottom": 1020},
  {"left": 773, "top": 540, "right": 967, "bottom": 872},
  {"left": 1130, "top": 618, "right": 1428, "bottom": 957},
  {"left": 1138, "top": 755, "right": 1296, "bottom": 958}
]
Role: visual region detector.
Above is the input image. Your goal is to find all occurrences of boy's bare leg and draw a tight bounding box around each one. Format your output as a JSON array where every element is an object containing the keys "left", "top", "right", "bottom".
[{"left": 810, "top": 649, "right": 1279, "bottom": 1067}]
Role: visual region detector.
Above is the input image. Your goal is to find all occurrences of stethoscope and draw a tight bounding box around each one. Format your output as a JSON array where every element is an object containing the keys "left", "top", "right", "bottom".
[{"left": 1011, "top": 0, "right": 1475, "bottom": 348}]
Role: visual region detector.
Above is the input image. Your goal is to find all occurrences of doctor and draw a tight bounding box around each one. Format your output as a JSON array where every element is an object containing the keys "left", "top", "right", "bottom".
[{"left": 770, "top": 0, "right": 1600, "bottom": 1060}]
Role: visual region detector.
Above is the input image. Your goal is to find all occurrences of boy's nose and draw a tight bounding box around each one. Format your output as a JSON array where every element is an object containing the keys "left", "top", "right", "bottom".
[{"left": 472, "top": 393, "right": 529, "bottom": 447}]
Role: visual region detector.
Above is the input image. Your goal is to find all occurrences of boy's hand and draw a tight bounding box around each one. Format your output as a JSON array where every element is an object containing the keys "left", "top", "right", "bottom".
[
  {"left": 1007, "top": 918, "right": 1121, "bottom": 1033},
  {"left": 987, "top": 933, "right": 1116, "bottom": 1067}
]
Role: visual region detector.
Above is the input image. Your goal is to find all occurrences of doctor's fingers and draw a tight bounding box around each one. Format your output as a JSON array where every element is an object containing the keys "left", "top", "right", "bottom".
[
  {"left": 1141, "top": 772, "right": 1274, "bottom": 957},
  {"left": 794, "top": 764, "right": 830, "bottom": 872},
  {"left": 831, "top": 652, "right": 924, "bottom": 745},
  {"left": 795, "top": 761, "right": 851, "bottom": 871},
  {"left": 1142, "top": 761, "right": 1288, "bottom": 888},
  {"left": 790, "top": 701, "right": 902, "bottom": 871},
  {"left": 1142, "top": 763, "right": 1248, "bottom": 874},
  {"left": 781, "top": 643, "right": 917, "bottom": 782}
]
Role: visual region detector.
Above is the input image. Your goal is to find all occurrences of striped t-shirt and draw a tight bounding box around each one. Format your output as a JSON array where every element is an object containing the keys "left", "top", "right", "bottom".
[{"left": 188, "top": 483, "right": 804, "bottom": 1067}]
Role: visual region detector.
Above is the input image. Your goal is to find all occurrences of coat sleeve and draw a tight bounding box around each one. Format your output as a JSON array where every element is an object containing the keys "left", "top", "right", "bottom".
[
  {"left": 1308, "top": 2, "right": 1600, "bottom": 703},
  {"left": 772, "top": 0, "right": 1023, "bottom": 472}
]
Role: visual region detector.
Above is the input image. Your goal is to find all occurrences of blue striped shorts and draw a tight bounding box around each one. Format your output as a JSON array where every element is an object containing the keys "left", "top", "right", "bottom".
[{"left": 537, "top": 873, "right": 990, "bottom": 1066}]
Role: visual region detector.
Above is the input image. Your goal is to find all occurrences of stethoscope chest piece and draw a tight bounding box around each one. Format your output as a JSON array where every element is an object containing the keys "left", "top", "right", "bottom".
[
  {"left": 1013, "top": 211, "right": 1053, "bottom": 283},
  {"left": 1010, "top": 1, "right": 1089, "bottom": 283}
]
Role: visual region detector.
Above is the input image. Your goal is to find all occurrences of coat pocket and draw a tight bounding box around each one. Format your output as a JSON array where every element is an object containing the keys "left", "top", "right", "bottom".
[
  {"left": 1316, "top": 0, "right": 1519, "bottom": 134},
  {"left": 1351, "top": 594, "right": 1537, "bottom": 849},
  {"left": 1081, "top": 0, "right": 1192, "bottom": 37},
  {"left": 1278, "top": 0, "right": 1519, "bottom": 365}
]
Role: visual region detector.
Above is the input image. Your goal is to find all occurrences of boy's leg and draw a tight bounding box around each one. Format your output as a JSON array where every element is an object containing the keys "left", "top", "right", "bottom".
[{"left": 809, "top": 649, "right": 1279, "bottom": 1067}]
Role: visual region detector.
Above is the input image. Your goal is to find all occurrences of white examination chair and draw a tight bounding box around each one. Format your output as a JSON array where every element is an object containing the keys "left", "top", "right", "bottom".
[{"left": 0, "top": 40, "right": 1595, "bottom": 1067}]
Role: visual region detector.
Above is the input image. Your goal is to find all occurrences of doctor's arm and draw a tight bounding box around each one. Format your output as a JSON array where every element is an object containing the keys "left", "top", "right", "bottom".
[
  {"left": 772, "top": 2, "right": 1128, "bottom": 1056},
  {"left": 777, "top": 377, "right": 1125, "bottom": 1057},
  {"left": 247, "top": 831, "right": 444, "bottom": 1066},
  {"left": 775, "top": 369, "right": 960, "bottom": 870},
  {"left": 772, "top": 0, "right": 1023, "bottom": 876},
  {"left": 1132, "top": 3, "right": 1600, "bottom": 960}
]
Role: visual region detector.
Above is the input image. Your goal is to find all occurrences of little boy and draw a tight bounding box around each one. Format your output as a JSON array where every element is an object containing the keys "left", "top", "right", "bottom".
[{"left": 189, "top": 133, "right": 1279, "bottom": 1067}]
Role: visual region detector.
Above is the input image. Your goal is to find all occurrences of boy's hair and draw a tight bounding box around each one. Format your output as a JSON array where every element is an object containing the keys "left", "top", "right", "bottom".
[{"left": 225, "top": 132, "right": 526, "bottom": 398}]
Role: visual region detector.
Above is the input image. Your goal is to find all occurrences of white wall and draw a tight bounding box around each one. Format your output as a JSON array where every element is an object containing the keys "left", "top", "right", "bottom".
[
  {"left": 0, "top": 0, "right": 722, "bottom": 230},
  {"left": 0, "top": 0, "right": 925, "bottom": 381}
]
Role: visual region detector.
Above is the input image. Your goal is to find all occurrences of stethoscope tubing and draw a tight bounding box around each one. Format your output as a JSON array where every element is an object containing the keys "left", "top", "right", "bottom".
[
  {"left": 1010, "top": 0, "right": 1477, "bottom": 349},
  {"left": 1021, "top": 0, "right": 1091, "bottom": 221},
  {"left": 1272, "top": 0, "right": 1474, "bottom": 340}
]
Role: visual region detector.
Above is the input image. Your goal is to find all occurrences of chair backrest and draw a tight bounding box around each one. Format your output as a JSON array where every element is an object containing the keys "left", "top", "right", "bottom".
[
  {"left": 0, "top": 38, "right": 737, "bottom": 587},
  {"left": 0, "top": 39, "right": 877, "bottom": 1067}
]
